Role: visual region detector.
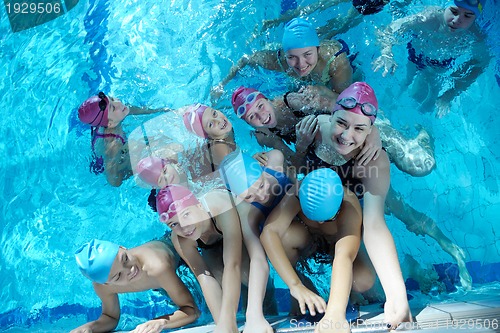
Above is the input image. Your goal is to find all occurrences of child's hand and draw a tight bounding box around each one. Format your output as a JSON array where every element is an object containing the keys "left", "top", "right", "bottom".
[
  {"left": 372, "top": 55, "right": 398, "bottom": 77},
  {"left": 253, "top": 152, "right": 269, "bottom": 166},
  {"left": 384, "top": 298, "right": 412, "bottom": 330},
  {"left": 295, "top": 115, "right": 319, "bottom": 152},
  {"left": 289, "top": 284, "right": 326, "bottom": 316}
]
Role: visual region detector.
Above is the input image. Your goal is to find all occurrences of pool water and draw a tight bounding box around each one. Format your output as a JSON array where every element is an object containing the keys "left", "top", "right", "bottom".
[{"left": 0, "top": 0, "right": 499, "bottom": 331}]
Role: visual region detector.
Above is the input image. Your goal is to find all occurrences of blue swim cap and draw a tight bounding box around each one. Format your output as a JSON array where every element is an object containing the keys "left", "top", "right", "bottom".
[
  {"left": 282, "top": 18, "right": 320, "bottom": 52},
  {"left": 453, "top": 0, "right": 483, "bottom": 16},
  {"left": 219, "top": 150, "right": 263, "bottom": 196},
  {"left": 75, "top": 239, "right": 119, "bottom": 284},
  {"left": 299, "top": 168, "right": 344, "bottom": 222}
]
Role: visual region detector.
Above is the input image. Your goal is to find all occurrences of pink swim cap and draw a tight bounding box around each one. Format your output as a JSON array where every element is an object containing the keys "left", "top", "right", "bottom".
[
  {"left": 136, "top": 156, "right": 165, "bottom": 188},
  {"left": 156, "top": 184, "right": 200, "bottom": 222},
  {"left": 78, "top": 92, "right": 109, "bottom": 127},
  {"left": 183, "top": 104, "right": 208, "bottom": 138},
  {"left": 231, "top": 86, "right": 265, "bottom": 119},
  {"left": 333, "top": 82, "right": 378, "bottom": 124}
]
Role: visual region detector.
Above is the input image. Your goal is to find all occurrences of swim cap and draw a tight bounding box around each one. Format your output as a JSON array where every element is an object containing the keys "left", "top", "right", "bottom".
[
  {"left": 333, "top": 82, "right": 378, "bottom": 124},
  {"left": 219, "top": 150, "right": 263, "bottom": 196},
  {"left": 183, "top": 104, "right": 208, "bottom": 138},
  {"left": 136, "top": 156, "right": 167, "bottom": 188},
  {"left": 299, "top": 168, "right": 344, "bottom": 222},
  {"left": 453, "top": 0, "right": 483, "bottom": 16},
  {"left": 231, "top": 86, "right": 265, "bottom": 119},
  {"left": 156, "top": 184, "right": 200, "bottom": 222},
  {"left": 282, "top": 18, "right": 320, "bottom": 52},
  {"left": 78, "top": 92, "right": 109, "bottom": 127},
  {"left": 75, "top": 239, "right": 119, "bottom": 284},
  {"left": 352, "top": 0, "right": 388, "bottom": 15}
]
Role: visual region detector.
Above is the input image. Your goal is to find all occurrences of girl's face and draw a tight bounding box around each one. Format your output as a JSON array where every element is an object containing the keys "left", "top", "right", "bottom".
[
  {"left": 330, "top": 110, "right": 372, "bottom": 156},
  {"left": 239, "top": 174, "right": 271, "bottom": 205},
  {"left": 202, "top": 108, "right": 232, "bottom": 139},
  {"left": 444, "top": 6, "right": 476, "bottom": 32},
  {"left": 105, "top": 247, "right": 142, "bottom": 286},
  {"left": 157, "top": 163, "right": 182, "bottom": 189},
  {"left": 166, "top": 204, "right": 207, "bottom": 241},
  {"left": 106, "top": 97, "right": 129, "bottom": 128},
  {"left": 285, "top": 46, "right": 319, "bottom": 77},
  {"left": 244, "top": 98, "right": 277, "bottom": 128}
]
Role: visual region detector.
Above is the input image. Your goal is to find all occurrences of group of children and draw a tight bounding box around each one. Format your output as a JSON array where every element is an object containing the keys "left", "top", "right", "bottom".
[{"left": 71, "top": 0, "right": 488, "bottom": 332}]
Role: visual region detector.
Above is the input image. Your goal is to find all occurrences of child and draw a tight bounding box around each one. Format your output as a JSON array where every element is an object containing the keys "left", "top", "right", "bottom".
[
  {"left": 373, "top": 0, "right": 491, "bottom": 117},
  {"left": 71, "top": 238, "right": 199, "bottom": 333}
]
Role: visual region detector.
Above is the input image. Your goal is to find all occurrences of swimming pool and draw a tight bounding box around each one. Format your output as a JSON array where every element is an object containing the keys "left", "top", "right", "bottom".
[{"left": 1, "top": 0, "right": 499, "bottom": 331}]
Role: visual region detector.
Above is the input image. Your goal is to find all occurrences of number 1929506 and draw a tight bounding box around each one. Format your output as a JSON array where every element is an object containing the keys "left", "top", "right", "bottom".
[{"left": 5, "top": 2, "right": 61, "bottom": 14}]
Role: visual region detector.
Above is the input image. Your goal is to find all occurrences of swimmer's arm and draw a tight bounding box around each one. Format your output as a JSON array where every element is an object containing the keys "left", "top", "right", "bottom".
[
  {"left": 237, "top": 203, "right": 271, "bottom": 320},
  {"left": 260, "top": 194, "right": 301, "bottom": 288},
  {"left": 439, "top": 49, "right": 491, "bottom": 104},
  {"left": 327, "top": 45, "right": 353, "bottom": 94},
  {"left": 261, "top": 0, "right": 348, "bottom": 31},
  {"left": 285, "top": 85, "right": 337, "bottom": 113},
  {"left": 172, "top": 235, "right": 223, "bottom": 322},
  {"left": 214, "top": 50, "right": 279, "bottom": 92},
  {"left": 69, "top": 285, "right": 120, "bottom": 333},
  {"left": 323, "top": 191, "right": 361, "bottom": 323},
  {"left": 128, "top": 106, "right": 173, "bottom": 115},
  {"left": 215, "top": 204, "right": 243, "bottom": 328},
  {"left": 254, "top": 130, "right": 298, "bottom": 169},
  {"left": 377, "top": 8, "right": 440, "bottom": 56},
  {"left": 152, "top": 265, "right": 200, "bottom": 329},
  {"left": 361, "top": 153, "right": 407, "bottom": 302},
  {"left": 356, "top": 125, "right": 382, "bottom": 165}
]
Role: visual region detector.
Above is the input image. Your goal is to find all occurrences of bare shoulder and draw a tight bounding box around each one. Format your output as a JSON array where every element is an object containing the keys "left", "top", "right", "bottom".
[
  {"left": 137, "top": 241, "right": 176, "bottom": 276},
  {"left": 319, "top": 40, "right": 342, "bottom": 59},
  {"left": 204, "top": 189, "right": 236, "bottom": 214}
]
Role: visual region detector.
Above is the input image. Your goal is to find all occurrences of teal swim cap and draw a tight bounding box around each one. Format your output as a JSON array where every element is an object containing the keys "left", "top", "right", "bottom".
[
  {"left": 299, "top": 168, "right": 344, "bottom": 222},
  {"left": 75, "top": 239, "right": 119, "bottom": 284},
  {"left": 219, "top": 150, "right": 263, "bottom": 196},
  {"left": 282, "top": 18, "right": 320, "bottom": 52},
  {"left": 453, "top": 0, "right": 483, "bottom": 16}
]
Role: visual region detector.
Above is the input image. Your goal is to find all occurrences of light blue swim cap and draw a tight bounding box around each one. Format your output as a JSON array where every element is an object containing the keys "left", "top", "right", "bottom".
[
  {"left": 282, "top": 18, "right": 320, "bottom": 52},
  {"left": 219, "top": 150, "right": 263, "bottom": 196},
  {"left": 299, "top": 168, "right": 344, "bottom": 222},
  {"left": 75, "top": 239, "right": 119, "bottom": 284},
  {"left": 452, "top": 0, "right": 483, "bottom": 16}
]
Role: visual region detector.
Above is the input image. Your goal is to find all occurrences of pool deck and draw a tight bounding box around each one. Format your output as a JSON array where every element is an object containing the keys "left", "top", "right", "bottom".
[{"left": 113, "top": 293, "right": 500, "bottom": 333}]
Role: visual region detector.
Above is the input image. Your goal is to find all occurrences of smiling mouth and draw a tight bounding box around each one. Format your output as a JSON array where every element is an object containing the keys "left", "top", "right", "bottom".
[
  {"left": 298, "top": 66, "right": 310, "bottom": 74},
  {"left": 221, "top": 119, "right": 227, "bottom": 130},
  {"left": 184, "top": 229, "right": 195, "bottom": 237},
  {"left": 263, "top": 114, "right": 271, "bottom": 125},
  {"left": 337, "top": 137, "right": 352, "bottom": 146}
]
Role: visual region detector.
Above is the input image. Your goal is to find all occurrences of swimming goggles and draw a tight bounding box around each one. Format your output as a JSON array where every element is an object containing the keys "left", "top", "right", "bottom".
[
  {"left": 236, "top": 92, "right": 260, "bottom": 118},
  {"left": 336, "top": 97, "right": 377, "bottom": 117},
  {"left": 165, "top": 192, "right": 196, "bottom": 216},
  {"left": 98, "top": 91, "right": 108, "bottom": 111}
]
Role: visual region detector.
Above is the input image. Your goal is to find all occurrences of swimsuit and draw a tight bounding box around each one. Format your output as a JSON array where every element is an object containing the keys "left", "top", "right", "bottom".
[
  {"left": 407, "top": 40, "right": 455, "bottom": 70},
  {"left": 305, "top": 150, "right": 365, "bottom": 199},
  {"left": 196, "top": 198, "right": 224, "bottom": 250},
  {"left": 90, "top": 127, "right": 127, "bottom": 174},
  {"left": 251, "top": 167, "right": 294, "bottom": 217}
]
